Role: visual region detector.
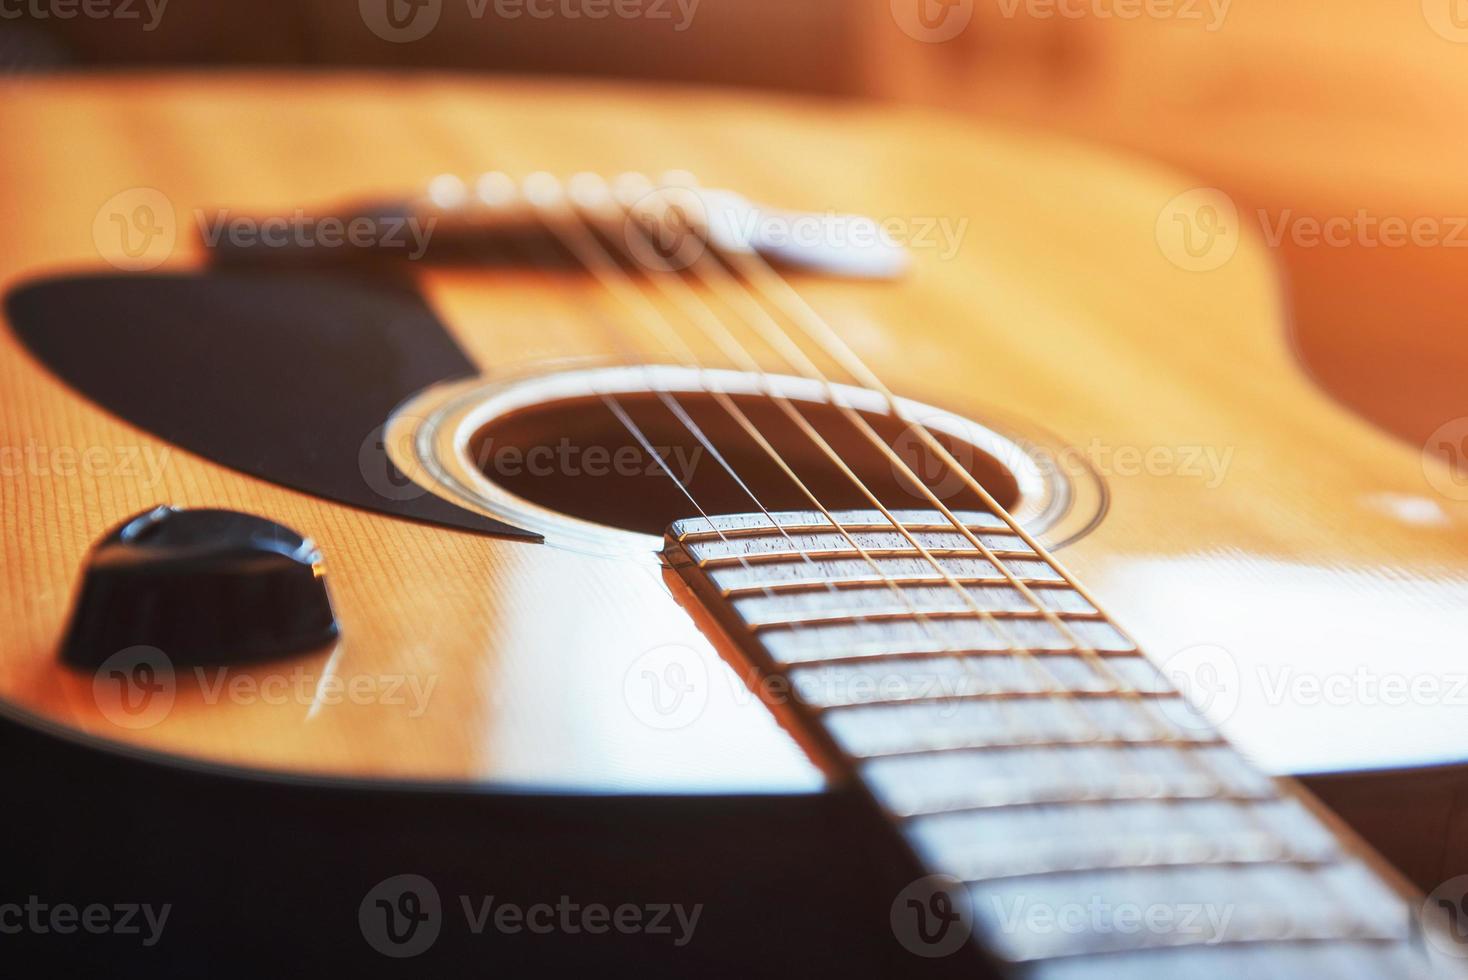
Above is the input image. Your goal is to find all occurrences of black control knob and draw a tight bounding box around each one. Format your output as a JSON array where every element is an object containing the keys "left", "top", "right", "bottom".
[{"left": 60, "top": 506, "right": 338, "bottom": 670}]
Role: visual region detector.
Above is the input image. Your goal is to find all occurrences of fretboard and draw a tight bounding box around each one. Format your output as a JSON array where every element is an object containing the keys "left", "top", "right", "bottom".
[{"left": 664, "top": 510, "right": 1454, "bottom": 978}]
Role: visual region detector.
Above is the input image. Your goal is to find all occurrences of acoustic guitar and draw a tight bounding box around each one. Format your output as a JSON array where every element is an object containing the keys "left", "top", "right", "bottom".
[{"left": 3, "top": 74, "right": 1468, "bottom": 978}]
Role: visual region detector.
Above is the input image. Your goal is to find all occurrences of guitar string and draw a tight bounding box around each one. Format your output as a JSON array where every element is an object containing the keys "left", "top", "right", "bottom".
[
  {"left": 575, "top": 175, "right": 1269, "bottom": 852},
  {"left": 598, "top": 175, "right": 1236, "bottom": 791},
  {"left": 452, "top": 170, "right": 1058, "bottom": 715},
  {"left": 530, "top": 174, "right": 1113, "bottom": 749},
  {"left": 484, "top": 186, "right": 848, "bottom": 684},
  {"left": 456, "top": 171, "right": 1350, "bottom": 929},
  {"left": 554, "top": 171, "right": 1249, "bottom": 817},
  {"left": 461, "top": 170, "right": 1216, "bottom": 804},
  {"left": 564, "top": 176, "right": 1094, "bottom": 709},
  {"left": 606, "top": 177, "right": 1299, "bottom": 872},
  {"left": 625, "top": 178, "right": 1258, "bottom": 807},
  {"left": 484, "top": 181, "right": 845, "bottom": 592},
  {"left": 509, "top": 175, "right": 1039, "bottom": 722},
  {"left": 491, "top": 176, "right": 969, "bottom": 721},
  {"left": 615, "top": 180, "right": 1154, "bottom": 702},
  {"left": 455, "top": 173, "right": 1304, "bottom": 900},
  {"left": 599, "top": 179, "right": 1208, "bottom": 770},
  {"left": 683, "top": 179, "right": 1138, "bottom": 642}
]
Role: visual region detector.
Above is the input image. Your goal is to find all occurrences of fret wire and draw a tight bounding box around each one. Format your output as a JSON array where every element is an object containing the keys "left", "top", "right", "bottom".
[
  {"left": 719, "top": 576, "right": 1078, "bottom": 598},
  {"left": 894, "top": 789, "right": 1278, "bottom": 819},
  {"left": 677, "top": 521, "right": 1019, "bottom": 541},
  {"left": 997, "top": 925, "right": 1408, "bottom": 964},
  {"left": 1016, "top": 935, "right": 1410, "bottom": 968},
  {"left": 843, "top": 737, "right": 1230, "bottom": 761},
  {"left": 694, "top": 547, "right": 1038, "bottom": 568},
  {"left": 762, "top": 646, "right": 1146, "bottom": 670},
  {"left": 748, "top": 609, "right": 1108, "bottom": 631},
  {"left": 898, "top": 793, "right": 1303, "bottom": 852},
  {"left": 809, "top": 688, "right": 1178, "bottom": 710},
  {"left": 952, "top": 856, "right": 1338, "bottom": 886}
]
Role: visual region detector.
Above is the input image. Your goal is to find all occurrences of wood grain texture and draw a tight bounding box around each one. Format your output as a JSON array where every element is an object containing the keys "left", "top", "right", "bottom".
[{"left": 2, "top": 73, "right": 1468, "bottom": 795}]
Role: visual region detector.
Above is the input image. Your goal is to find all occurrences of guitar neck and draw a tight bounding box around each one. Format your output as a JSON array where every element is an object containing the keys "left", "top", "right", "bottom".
[{"left": 664, "top": 509, "right": 1448, "bottom": 978}]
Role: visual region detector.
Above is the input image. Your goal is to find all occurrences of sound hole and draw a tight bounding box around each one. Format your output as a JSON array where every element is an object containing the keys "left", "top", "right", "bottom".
[{"left": 469, "top": 390, "right": 1022, "bottom": 536}]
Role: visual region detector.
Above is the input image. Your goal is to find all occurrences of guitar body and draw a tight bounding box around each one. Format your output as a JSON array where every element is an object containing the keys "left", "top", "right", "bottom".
[{"left": 3, "top": 74, "right": 1468, "bottom": 975}]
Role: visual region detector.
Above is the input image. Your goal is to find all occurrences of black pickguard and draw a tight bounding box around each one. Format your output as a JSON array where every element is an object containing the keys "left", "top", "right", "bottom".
[{"left": 4, "top": 271, "right": 537, "bottom": 540}]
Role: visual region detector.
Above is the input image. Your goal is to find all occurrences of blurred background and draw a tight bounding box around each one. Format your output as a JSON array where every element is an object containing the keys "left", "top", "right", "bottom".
[{"left": 3, "top": 1, "right": 1466, "bottom": 461}]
